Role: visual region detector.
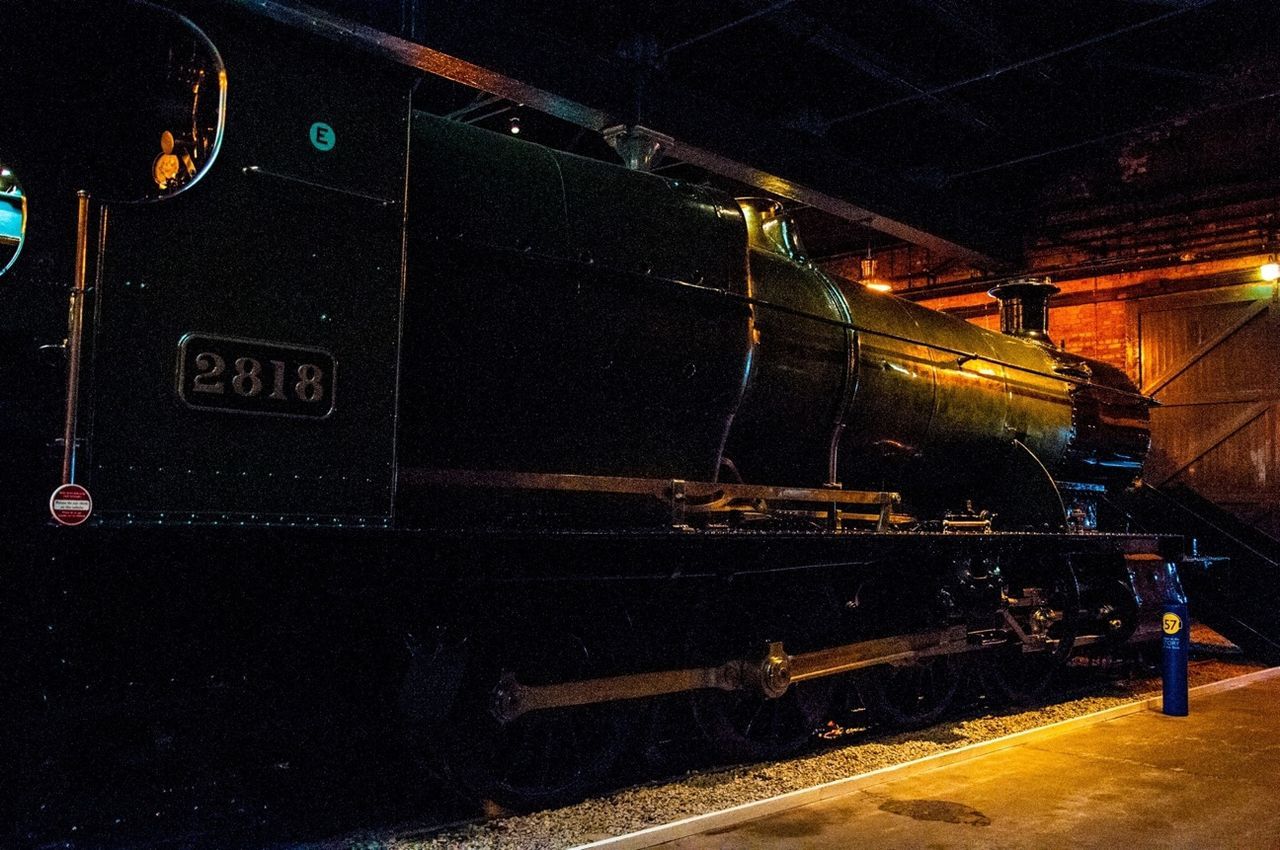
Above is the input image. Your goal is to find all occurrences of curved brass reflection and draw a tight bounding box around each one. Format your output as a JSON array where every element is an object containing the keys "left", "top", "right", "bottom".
[{"left": 0, "top": 163, "right": 26, "bottom": 278}]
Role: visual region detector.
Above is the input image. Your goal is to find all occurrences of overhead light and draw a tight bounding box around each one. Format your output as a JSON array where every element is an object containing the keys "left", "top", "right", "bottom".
[
  {"left": 1261, "top": 257, "right": 1279, "bottom": 282},
  {"left": 509, "top": 116, "right": 521, "bottom": 135},
  {"left": 857, "top": 247, "right": 892, "bottom": 291}
]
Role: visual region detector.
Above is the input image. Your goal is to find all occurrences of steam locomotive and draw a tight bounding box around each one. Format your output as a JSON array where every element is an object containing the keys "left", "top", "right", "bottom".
[{"left": 3, "top": 0, "right": 1183, "bottom": 812}]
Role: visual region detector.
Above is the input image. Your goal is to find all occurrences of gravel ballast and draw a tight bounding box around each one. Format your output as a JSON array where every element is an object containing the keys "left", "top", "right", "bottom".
[{"left": 330, "top": 643, "right": 1263, "bottom": 850}]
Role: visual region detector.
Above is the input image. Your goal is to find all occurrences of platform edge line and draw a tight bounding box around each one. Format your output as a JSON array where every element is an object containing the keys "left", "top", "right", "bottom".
[{"left": 571, "top": 666, "right": 1280, "bottom": 850}]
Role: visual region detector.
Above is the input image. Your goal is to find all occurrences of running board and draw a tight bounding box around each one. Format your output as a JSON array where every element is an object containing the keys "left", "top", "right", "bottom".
[{"left": 400, "top": 468, "right": 905, "bottom": 529}]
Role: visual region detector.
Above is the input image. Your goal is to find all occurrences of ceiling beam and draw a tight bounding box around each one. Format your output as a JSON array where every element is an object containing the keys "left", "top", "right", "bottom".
[
  {"left": 731, "top": 2, "right": 1001, "bottom": 136},
  {"left": 821, "top": 1, "right": 1216, "bottom": 129},
  {"left": 226, "top": 0, "right": 1013, "bottom": 263}
]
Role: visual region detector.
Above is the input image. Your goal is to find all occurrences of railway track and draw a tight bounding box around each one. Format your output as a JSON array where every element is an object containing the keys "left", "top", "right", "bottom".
[{"left": 14, "top": 637, "right": 1255, "bottom": 850}]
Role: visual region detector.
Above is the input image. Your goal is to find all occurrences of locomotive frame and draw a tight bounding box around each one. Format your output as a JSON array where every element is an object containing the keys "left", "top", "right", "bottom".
[{"left": 3, "top": 0, "right": 1190, "bottom": 812}]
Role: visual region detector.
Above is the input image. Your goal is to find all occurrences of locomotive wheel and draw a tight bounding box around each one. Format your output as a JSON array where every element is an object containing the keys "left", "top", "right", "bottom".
[
  {"left": 423, "top": 627, "right": 630, "bottom": 811},
  {"left": 857, "top": 654, "right": 962, "bottom": 730},
  {"left": 692, "top": 677, "right": 835, "bottom": 763},
  {"left": 982, "top": 559, "right": 1081, "bottom": 705},
  {"left": 690, "top": 588, "right": 838, "bottom": 763},
  {"left": 981, "top": 643, "right": 1072, "bottom": 706}
]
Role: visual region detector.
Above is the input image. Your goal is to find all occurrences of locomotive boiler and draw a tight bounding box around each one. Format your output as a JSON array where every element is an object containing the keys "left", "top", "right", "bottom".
[
  {"left": 400, "top": 107, "right": 1149, "bottom": 520},
  {"left": 3, "top": 0, "right": 1183, "bottom": 814}
]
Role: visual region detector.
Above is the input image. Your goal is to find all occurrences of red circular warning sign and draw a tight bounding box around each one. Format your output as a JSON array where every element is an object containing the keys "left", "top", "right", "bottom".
[{"left": 49, "top": 483, "right": 93, "bottom": 526}]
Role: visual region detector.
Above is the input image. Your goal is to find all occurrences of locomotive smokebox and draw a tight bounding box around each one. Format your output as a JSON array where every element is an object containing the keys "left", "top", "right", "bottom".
[{"left": 989, "top": 278, "right": 1060, "bottom": 343}]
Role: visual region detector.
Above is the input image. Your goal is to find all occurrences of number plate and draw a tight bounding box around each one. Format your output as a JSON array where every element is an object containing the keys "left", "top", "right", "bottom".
[{"left": 176, "top": 333, "right": 336, "bottom": 419}]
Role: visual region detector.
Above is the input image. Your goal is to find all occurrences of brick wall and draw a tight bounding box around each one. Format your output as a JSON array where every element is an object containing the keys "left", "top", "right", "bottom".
[
  {"left": 905, "top": 280, "right": 1135, "bottom": 372},
  {"left": 824, "top": 254, "right": 1270, "bottom": 381}
]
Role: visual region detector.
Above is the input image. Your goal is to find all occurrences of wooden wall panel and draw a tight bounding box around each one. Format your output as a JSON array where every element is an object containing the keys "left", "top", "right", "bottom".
[{"left": 1137, "top": 287, "right": 1280, "bottom": 535}]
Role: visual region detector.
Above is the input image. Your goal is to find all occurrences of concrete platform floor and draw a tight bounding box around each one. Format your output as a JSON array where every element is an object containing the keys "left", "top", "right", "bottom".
[{"left": 658, "top": 675, "right": 1280, "bottom": 849}]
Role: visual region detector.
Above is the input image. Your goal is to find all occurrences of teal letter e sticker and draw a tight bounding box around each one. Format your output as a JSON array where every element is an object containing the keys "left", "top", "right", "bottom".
[{"left": 310, "top": 122, "right": 335, "bottom": 152}]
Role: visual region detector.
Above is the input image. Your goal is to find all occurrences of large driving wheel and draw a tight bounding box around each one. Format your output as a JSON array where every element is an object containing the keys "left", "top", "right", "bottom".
[
  {"left": 690, "top": 587, "right": 839, "bottom": 763},
  {"left": 981, "top": 558, "right": 1081, "bottom": 705},
  {"left": 692, "top": 675, "right": 836, "bottom": 763},
  {"left": 858, "top": 654, "right": 963, "bottom": 729},
  {"left": 411, "top": 625, "right": 630, "bottom": 811}
]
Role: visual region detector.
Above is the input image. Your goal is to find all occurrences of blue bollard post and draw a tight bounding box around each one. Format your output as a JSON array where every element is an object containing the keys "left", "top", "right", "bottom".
[{"left": 1162, "top": 589, "right": 1190, "bottom": 717}]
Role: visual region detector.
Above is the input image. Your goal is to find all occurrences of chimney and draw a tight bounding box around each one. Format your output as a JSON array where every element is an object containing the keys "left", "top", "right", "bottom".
[{"left": 988, "top": 278, "right": 1060, "bottom": 342}]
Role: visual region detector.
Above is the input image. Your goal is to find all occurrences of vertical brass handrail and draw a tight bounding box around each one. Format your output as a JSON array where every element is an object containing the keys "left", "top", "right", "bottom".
[{"left": 60, "top": 190, "right": 90, "bottom": 485}]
